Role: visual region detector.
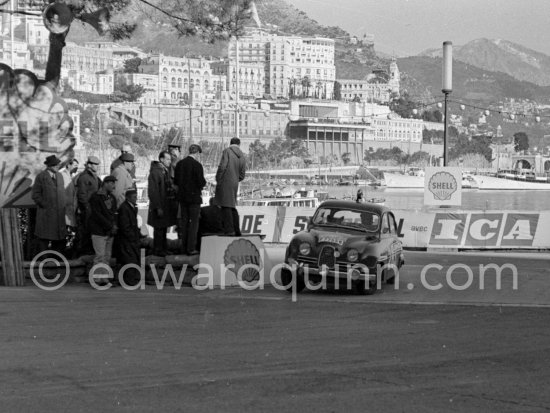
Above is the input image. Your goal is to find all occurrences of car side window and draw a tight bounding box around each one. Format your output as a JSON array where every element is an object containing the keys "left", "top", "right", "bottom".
[
  {"left": 381, "top": 213, "right": 390, "bottom": 234},
  {"left": 388, "top": 213, "right": 397, "bottom": 235}
]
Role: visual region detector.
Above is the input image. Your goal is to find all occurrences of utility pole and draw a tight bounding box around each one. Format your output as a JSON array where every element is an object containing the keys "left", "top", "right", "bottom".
[
  {"left": 235, "top": 36, "right": 240, "bottom": 138},
  {"left": 10, "top": 0, "right": 15, "bottom": 68},
  {"left": 442, "top": 41, "right": 453, "bottom": 167}
]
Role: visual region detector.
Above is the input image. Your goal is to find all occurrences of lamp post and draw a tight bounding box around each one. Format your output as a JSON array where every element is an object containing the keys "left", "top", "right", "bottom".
[{"left": 442, "top": 41, "right": 453, "bottom": 167}]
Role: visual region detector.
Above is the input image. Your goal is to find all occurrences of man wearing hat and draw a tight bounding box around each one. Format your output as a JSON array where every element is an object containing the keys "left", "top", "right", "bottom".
[
  {"left": 115, "top": 188, "right": 141, "bottom": 285},
  {"left": 31, "top": 155, "right": 67, "bottom": 254},
  {"left": 110, "top": 143, "right": 136, "bottom": 179},
  {"left": 112, "top": 152, "right": 136, "bottom": 208},
  {"left": 88, "top": 175, "right": 118, "bottom": 285},
  {"left": 75, "top": 155, "right": 102, "bottom": 255},
  {"left": 214, "top": 137, "right": 246, "bottom": 236},
  {"left": 167, "top": 143, "right": 181, "bottom": 181},
  {"left": 174, "top": 144, "right": 206, "bottom": 255}
]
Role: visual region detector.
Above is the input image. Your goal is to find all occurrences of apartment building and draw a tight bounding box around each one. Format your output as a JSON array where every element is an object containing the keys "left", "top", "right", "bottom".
[
  {"left": 225, "top": 27, "right": 336, "bottom": 100},
  {"left": 140, "top": 54, "right": 226, "bottom": 105}
]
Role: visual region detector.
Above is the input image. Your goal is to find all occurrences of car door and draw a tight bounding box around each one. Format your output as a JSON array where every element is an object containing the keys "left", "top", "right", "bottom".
[
  {"left": 387, "top": 212, "right": 402, "bottom": 268},
  {"left": 379, "top": 212, "right": 392, "bottom": 266}
]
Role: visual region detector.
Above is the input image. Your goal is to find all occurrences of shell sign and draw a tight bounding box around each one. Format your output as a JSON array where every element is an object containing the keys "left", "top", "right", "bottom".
[{"left": 424, "top": 167, "right": 462, "bottom": 206}]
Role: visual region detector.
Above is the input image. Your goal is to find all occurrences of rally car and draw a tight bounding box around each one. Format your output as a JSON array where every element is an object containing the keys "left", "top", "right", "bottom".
[{"left": 281, "top": 200, "right": 404, "bottom": 295}]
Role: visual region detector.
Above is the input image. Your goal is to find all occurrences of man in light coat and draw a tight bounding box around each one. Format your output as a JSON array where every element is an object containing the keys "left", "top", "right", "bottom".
[
  {"left": 214, "top": 137, "right": 246, "bottom": 236},
  {"left": 110, "top": 143, "right": 136, "bottom": 179},
  {"left": 59, "top": 158, "right": 79, "bottom": 228},
  {"left": 75, "top": 156, "right": 102, "bottom": 255},
  {"left": 31, "top": 155, "right": 67, "bottom": 254},
  {"left": 112, "top": 152, "right": 136, "bottom": 208}
]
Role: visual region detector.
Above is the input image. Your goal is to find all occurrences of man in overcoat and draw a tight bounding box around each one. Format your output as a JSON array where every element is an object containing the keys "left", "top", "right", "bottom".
[
  {"left": 110, "top": 143, "right": 136, "bottom": 179},
  {"left": 75, "top": 156, "right": 102, "bottom": 255},
  {"left": 174, "top": 144, "right": 206, "bottom": 255},
  {"left": 88, "top": 175, "right": 118, "bottom": 285},
  {"left": 168, "top": 143, "right": 181, "bottom": 181},
  {"left": 214, "top": 137, "right": 246, "bottom": 235},
  {"left": 112, "top": 152, "right": 136, "bottom": 208},
  {"left": 147, "top": 151, "right": 177, "bottom": 256},
  {"left": 31, "top": 155, "right": 67, "bottom": 254},
  {"left": 115, "top": 188, "right": 141, "bottom": 285}
]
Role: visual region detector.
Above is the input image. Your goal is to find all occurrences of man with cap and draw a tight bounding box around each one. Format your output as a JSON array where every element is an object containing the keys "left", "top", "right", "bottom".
[
  {"left": 115, "top": 188, "right": 141, "bottom": 285},
  {"left": 147, "top": 151, "right": 177, "bottom": 256},
  {"left": 112, "top": 152, "right": 136, "bottom": 208},
  {"left": 110, "top": 143, "right": 136, "bottom": 179},
  {"left": 88, "top": 175, "right": 118, "bottom": 285},
  {"left": 214, "top": 137, "right": 246, "bottom": 236},
  {"left": 75, "top": 155, "right": 102, "bottom": 255},
  {"left": 31, "top": 155, "right": 67, "bottom": 254},
  {"left": 174, "top": 144, "right": 206, "bottom": 255},
  {"left": 167, "top": 143, "right": 181, "bottom": 181}
]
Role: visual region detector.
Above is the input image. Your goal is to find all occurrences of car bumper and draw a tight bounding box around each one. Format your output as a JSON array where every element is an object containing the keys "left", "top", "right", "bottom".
[{"left": 287, "top": 258, "right": 377, "bottom": 282}]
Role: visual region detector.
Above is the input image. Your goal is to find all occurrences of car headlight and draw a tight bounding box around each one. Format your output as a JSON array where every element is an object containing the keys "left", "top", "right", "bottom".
[
  {"left": 347, "top": 249, "right": 359, "bottom": 262},
  {"left": 299, "top": 242, "right": 311, "bottom": 255}
]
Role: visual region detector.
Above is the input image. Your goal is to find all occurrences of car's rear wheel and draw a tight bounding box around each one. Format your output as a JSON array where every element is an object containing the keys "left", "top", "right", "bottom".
[{"left": 281, "top": 267, "right": 305, "bottom": 293}]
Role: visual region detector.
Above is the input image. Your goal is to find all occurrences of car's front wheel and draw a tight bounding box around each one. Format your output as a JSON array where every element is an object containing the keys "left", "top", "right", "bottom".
[
  {"left": 353, "top": 279, "right": 377, "bottom": 295},
  {"left": 281, "top": 267, "right": 305, "bottom": 293}
]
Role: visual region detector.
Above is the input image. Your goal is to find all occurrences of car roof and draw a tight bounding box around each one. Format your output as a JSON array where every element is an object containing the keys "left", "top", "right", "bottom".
[{"left": 317, "top": 200, "right": 390, "bottom": 215}]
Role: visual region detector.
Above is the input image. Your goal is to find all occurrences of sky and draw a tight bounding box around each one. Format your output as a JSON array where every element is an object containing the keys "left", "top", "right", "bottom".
[{"left": 287, "top": 0, "right": 550, "bottom": 56}]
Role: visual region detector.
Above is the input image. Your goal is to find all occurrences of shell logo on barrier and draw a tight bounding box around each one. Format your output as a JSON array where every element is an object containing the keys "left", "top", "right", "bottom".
[
  {"left": 428, "top": 172, "right": 457, "bottom": 201},
  {"left": 223, "top": 239, "right": 263, "bottom": 282}
]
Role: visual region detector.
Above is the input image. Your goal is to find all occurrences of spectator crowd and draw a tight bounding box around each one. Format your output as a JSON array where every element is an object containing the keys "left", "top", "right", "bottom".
[{"left": 30, "top": 137, "right": 246, "bottom": 285}]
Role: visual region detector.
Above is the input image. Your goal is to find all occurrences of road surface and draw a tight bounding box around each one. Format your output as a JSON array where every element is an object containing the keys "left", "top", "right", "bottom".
[{"left": 1, "top": 252, "right": 549, "bottom": 412}]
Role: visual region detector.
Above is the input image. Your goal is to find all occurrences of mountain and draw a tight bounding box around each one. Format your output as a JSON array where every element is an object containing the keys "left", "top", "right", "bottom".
[
  {"left": 419, "top": 38, "right": 550, "bottom": 87},
  {"left": 397, "top": 55, "right": 550, "bottom": 104}
]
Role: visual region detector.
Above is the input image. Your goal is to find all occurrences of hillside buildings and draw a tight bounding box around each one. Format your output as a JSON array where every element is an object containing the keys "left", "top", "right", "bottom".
[
  {"left": 137, "top": 54, "right": 226, "bottom": 105},
  {"left": 337, "top": 59, "right": 400, "bottom": 104},
  {"left": 214, "top": 27, "right": 336, "bottom": 100},
  {"left": 287, "top": 100, "right": 422, "bottom": 163}
]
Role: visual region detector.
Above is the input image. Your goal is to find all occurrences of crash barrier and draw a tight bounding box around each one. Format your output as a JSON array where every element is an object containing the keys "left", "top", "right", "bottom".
[{"left": 138, "top": 207, "right": 550, "bottom": 250}]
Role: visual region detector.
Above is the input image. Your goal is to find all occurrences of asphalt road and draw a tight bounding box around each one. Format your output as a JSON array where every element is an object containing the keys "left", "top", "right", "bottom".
[{"left": 1, "top": 252, "right": 550, "bottom": 412}]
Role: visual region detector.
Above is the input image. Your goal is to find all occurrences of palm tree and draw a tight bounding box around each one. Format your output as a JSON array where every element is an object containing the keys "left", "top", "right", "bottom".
[
  {"left": 301, "top": 76, "right": 311, "bottom": 97},
  {"left": 316, "top": 81, "right": 323, "bottom": 99}
]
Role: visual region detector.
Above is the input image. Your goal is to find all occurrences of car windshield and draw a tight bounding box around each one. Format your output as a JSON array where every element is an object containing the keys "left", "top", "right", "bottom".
[{"left": 312, "top": 207, "right": 380, "bottom": 232}]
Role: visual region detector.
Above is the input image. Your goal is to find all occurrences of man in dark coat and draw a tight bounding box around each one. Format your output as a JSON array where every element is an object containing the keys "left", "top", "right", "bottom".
[
  {"left": 174, "top": 144, "right": 206, "bottom": 255},
  {"left": 88, "top": 175, "right": 118, "bottom": 285},
  {"left": 75, "top": 156, "right": 102, "bottom": 255},
  {"left": 168, "top": 143, "right": 181, "bottom": 181},
  {"left": 115, "top": 188, "right": 141, "bottom": 285},
  {"left": 31, "top": 155, "right": 67, "bottom": 253},
  {"left": 214, "top": 137, "right": 246, "bottom": 235},
  {"left": 147, "top": 151, "right": 177, "bottom": 256},
  {"left": 198, "top": 198, "right": 224, "bottom": 249}
]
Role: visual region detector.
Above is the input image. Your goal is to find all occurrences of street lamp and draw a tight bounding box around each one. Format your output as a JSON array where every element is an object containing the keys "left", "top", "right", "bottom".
[{"left": 442, "top": 41, "right": 453, "bottom": 167}]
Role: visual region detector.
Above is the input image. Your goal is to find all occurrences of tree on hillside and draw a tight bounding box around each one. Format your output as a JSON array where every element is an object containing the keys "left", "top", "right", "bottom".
[
  {"left": 449, "top": 134, "right": 493, "bottom": 162},
  {"left": 248, "top": 139, "right": 269, "bottom": 168},
  {"left": 513, "top": 132, "right": 529, "bottom": 152},
  {"left": 333, "top": 81, "right": 342, "bottom": 101},
  {"left": 341, "top": 152, "right": 351, "bottom": 165},
  {"left": 123, "top": 57, "right": 142, "bottom": 73},
  {"left": 113, "top": 77, "right": 146, "bottom": 102}
]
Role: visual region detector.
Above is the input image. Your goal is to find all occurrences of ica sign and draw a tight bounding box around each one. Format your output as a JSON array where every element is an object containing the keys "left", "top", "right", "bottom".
[{"left": 424, "top": 167, "right": 462, "bottom": 206}]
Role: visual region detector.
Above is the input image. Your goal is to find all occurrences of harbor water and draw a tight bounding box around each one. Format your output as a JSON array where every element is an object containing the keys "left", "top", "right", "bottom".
[{"left": 279, "top": 186, "right": 550, "bottom": 211}]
